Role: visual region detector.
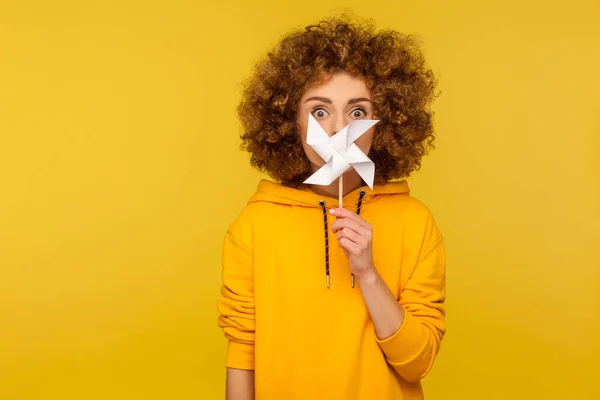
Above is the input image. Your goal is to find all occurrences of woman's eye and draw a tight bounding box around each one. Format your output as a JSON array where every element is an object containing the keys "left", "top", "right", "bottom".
[
  {"left": 311, "top": 108, "right": 329, "bottom": 119},
  {"left": 351, "top": 108, "right": 367, "bottom": 118}
]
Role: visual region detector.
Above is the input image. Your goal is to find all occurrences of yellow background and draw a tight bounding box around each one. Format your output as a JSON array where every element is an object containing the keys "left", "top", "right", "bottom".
[{"left": 1, "top": 0, "right": 599, "bottom": 399}]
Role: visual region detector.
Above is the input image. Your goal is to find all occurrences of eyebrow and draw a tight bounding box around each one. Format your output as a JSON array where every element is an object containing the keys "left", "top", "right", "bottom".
[
  {"left": 304, "top": 96, "right": 372, "bottom": 105},
  {"left": 347, "top": 97, "right": 372, "bottom": 105},
  {"left": 304, "top": 96, "right": 332, "bottom": 104}
]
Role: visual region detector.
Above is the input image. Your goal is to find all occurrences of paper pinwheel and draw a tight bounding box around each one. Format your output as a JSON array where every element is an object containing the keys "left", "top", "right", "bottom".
[{"left": 303, "top": 113, "right": 379, "bottom": 189}]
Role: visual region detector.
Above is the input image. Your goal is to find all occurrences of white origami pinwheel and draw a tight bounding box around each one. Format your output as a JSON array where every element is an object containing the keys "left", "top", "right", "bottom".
[{"left": 303, "top": 113, "right": 379, "bottom": 189}]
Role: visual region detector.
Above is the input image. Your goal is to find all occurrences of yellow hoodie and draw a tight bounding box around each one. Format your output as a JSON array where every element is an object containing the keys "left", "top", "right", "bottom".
[{"left": 217, "top": 179, "right": 446, "bottom": 400}]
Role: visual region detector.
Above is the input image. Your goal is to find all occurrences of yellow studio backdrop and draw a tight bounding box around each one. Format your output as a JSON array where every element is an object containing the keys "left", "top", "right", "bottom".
[{"left": 1, "top": 0, "right": 598, "bottom": 399}]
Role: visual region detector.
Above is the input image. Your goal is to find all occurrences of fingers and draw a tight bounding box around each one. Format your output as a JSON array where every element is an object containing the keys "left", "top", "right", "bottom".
[
  {"left": 329, "top": 207, "right": 371, "bottom": 230},
  {"left": 336, "top": 226, "right": 370, "bottom": 256},
  {"left": 336, "top": 227, "right": 361, "bottom": 243},
  {"left": 331, "top": 216, "right": 366, "bottom": 235},
  {"left": 337, "top": 236, "right": 361, "bottom": 256},
  {"left": 330, "top": 208, "right": 372, "bottom": 258}
]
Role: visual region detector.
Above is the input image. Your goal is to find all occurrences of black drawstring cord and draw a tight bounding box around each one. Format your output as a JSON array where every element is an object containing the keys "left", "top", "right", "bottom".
[
  {"left": 356, "top": 190, "right": 366, "bottom": 215},
  {"left": 351, "top": 190, "right": 367, "bottom": 288},
  {"left": 318, "top": 200, "right": 330, "bottom": 288},
  {"left": 319, "top": 190, "right": 367, "bottom": 289}
]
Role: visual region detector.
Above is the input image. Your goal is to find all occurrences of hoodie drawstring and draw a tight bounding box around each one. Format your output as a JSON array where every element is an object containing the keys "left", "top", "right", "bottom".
[
  {"left": 318, "top": 200, "right": 331, "bottom": 288},
  {"left": 319, "top": 190, "right": 367, "bottom": 289}
]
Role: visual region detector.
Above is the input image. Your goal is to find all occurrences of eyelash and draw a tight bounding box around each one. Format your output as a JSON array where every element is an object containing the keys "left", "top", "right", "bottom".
[
  {"left": 351, "top": 107, "right": 367, "bottom": 117},
  {"left": 311, "top": 107, "right": 328, "bottom": 117},
  {"left": 310, "top": 107, "right": 368, "bottom": 118}
]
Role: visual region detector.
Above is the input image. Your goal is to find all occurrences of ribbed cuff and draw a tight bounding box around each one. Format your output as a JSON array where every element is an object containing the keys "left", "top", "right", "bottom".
[
  {"left": 226, "top": 340, "right": 255, "bottom": 370},
  {"left": 376, "top": 309, "right": 426, "bottom": 363}
]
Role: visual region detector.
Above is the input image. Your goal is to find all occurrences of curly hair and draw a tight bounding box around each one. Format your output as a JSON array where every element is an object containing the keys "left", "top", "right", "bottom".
[{"left": 238, "top": 16, "right": 438, "bottom": 187}]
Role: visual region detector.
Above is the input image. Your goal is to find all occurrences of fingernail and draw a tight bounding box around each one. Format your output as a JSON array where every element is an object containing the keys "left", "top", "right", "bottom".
[{"left": 329, "top": 209, "right": 335, "bottom": 214}]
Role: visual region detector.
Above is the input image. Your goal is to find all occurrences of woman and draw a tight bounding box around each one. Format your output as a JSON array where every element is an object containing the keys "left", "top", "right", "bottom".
[{"left": 217, "top": 16, "right": 446, "bottom": 400}]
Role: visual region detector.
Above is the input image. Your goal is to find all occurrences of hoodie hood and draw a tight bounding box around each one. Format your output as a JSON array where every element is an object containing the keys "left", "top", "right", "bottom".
[{"left": 248, "top": 179, "right": 411, "bottom": 209}]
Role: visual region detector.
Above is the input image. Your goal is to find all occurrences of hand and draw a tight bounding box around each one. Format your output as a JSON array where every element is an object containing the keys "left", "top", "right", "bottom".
[{"left": 330, "top": 207, "right": 375, "bottom": 279}]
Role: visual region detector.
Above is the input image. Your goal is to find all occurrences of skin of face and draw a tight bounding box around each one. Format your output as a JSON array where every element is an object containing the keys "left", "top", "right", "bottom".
[{"left": 296, "top": 72, "right": 376, "bottom": 195}]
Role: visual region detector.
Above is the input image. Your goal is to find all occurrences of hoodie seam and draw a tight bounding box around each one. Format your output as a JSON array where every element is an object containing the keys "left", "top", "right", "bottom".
[
  {"left": 227, "top": 230, "right": 253, "bottom": 254},
  {"left": 417, "top": 234, "right": 444, "bottom": 263}
]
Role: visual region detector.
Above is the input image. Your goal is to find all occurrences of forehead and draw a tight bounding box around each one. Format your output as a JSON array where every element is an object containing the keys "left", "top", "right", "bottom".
[{"left": 301, "top": 72, "right": 370, "bottom": 100}]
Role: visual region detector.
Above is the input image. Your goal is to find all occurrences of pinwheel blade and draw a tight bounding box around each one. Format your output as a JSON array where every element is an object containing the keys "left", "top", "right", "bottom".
[
  {"left": 346, "top": 119, "right": 380, "bottom": 145},
  {"left": 306, "top": 114, "right": 334, "bottom": 162},
  {"left": 346, "top": 144, "right": 375, "bottom": 188},
  {"left": 303, "top": 159, "right": 336, "bottom": 186},
  {"left": 331, "top": 153, "right": 351, "bottom": 179}
]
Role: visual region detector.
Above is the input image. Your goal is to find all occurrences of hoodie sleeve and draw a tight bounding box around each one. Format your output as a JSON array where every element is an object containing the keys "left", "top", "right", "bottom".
[
  {"left": 376, "top": 214, "right": 446, "bottom": 383},
  {"left": 217, "top": 230, "right": 255, "bottom": 370}
]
